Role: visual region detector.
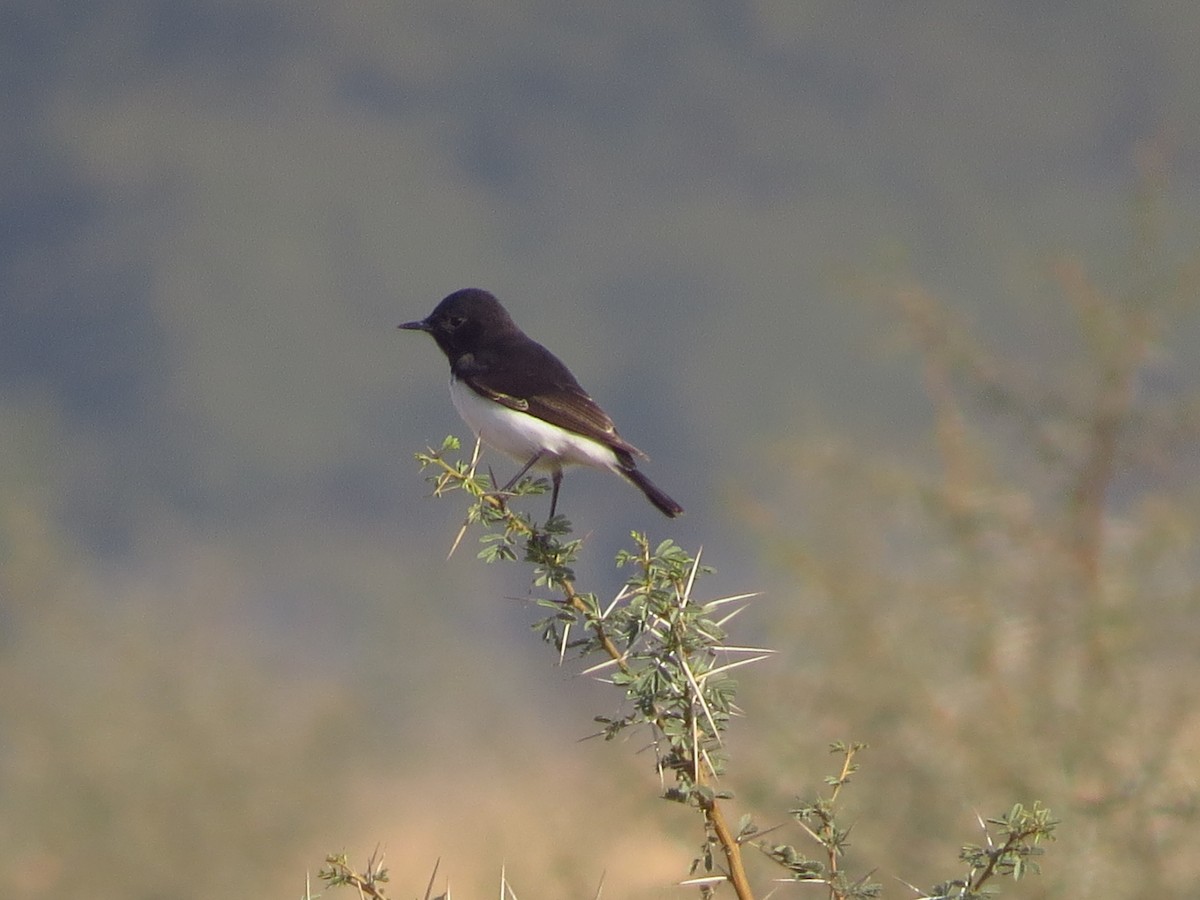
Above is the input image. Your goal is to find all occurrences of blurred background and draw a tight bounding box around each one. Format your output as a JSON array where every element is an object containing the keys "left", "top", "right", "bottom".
[{"left": 3, "top": 3, "right": 1199, "bottom": 897}]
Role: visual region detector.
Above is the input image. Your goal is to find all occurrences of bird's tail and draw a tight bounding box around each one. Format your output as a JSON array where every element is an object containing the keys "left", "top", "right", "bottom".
[{"left": 620, "top": 465, "right": 684, "bottom": 518}]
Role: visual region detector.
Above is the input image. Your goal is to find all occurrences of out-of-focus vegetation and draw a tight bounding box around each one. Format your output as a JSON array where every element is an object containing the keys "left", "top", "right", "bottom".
[
  {"left": 734, "top": 196, "right": 1200, "bottom": 898},
  {"left": 4, "top": 196, "right": 1197, "bottom": 896},
  {"left": 5, "top": 3, "right": 1200, "bottom": 896},
  {"left": 0, "top": 411, "right": 363, "bottom": 897}
]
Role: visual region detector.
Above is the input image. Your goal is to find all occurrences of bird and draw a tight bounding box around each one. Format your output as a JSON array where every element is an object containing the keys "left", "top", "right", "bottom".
[{"left": 400, "top": 288, "right": 683, "bottom": 519}]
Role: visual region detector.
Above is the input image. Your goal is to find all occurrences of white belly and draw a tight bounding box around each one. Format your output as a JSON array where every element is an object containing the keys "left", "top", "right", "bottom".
[{"left": 450, "top": 377, "right": 619, "bottom": 472}]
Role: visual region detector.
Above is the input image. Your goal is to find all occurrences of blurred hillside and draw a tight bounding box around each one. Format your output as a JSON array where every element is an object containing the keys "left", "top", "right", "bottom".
[{"left": 2, "top": 3, "right": 1199, "bottom": 897}]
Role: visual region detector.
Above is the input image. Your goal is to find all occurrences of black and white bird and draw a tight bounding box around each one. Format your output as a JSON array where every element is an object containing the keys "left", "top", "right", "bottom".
[{"left": 400, "top": 288, "right": 683, "bottom": 519}]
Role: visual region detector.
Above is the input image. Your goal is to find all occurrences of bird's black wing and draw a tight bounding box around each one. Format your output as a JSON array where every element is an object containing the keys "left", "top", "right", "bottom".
[{"left": 453, "top": 338, "right": 646, "bottom": 459}]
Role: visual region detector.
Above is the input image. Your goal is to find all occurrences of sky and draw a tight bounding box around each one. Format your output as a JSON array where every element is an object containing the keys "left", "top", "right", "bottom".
[{"left": 3, "top": 2, "right": 1200, "bottom": 895}]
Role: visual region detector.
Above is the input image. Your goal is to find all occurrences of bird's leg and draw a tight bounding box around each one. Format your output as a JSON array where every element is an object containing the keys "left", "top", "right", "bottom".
[
  {"left": 548, "top": 469, "right": 563, "bottom": 519},
  {"left": 500, "top": 451, "right": 545, "bottom": 493}
]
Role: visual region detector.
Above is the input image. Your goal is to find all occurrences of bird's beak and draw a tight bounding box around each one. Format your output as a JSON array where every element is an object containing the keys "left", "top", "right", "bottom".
[{"left": 398, "top": 318, "right": 430, "bottom": 331}]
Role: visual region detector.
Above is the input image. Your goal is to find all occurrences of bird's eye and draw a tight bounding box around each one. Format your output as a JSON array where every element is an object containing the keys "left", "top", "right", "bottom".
[{"left": 445, "top": 315, "right": 466, "bottom": 330}]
